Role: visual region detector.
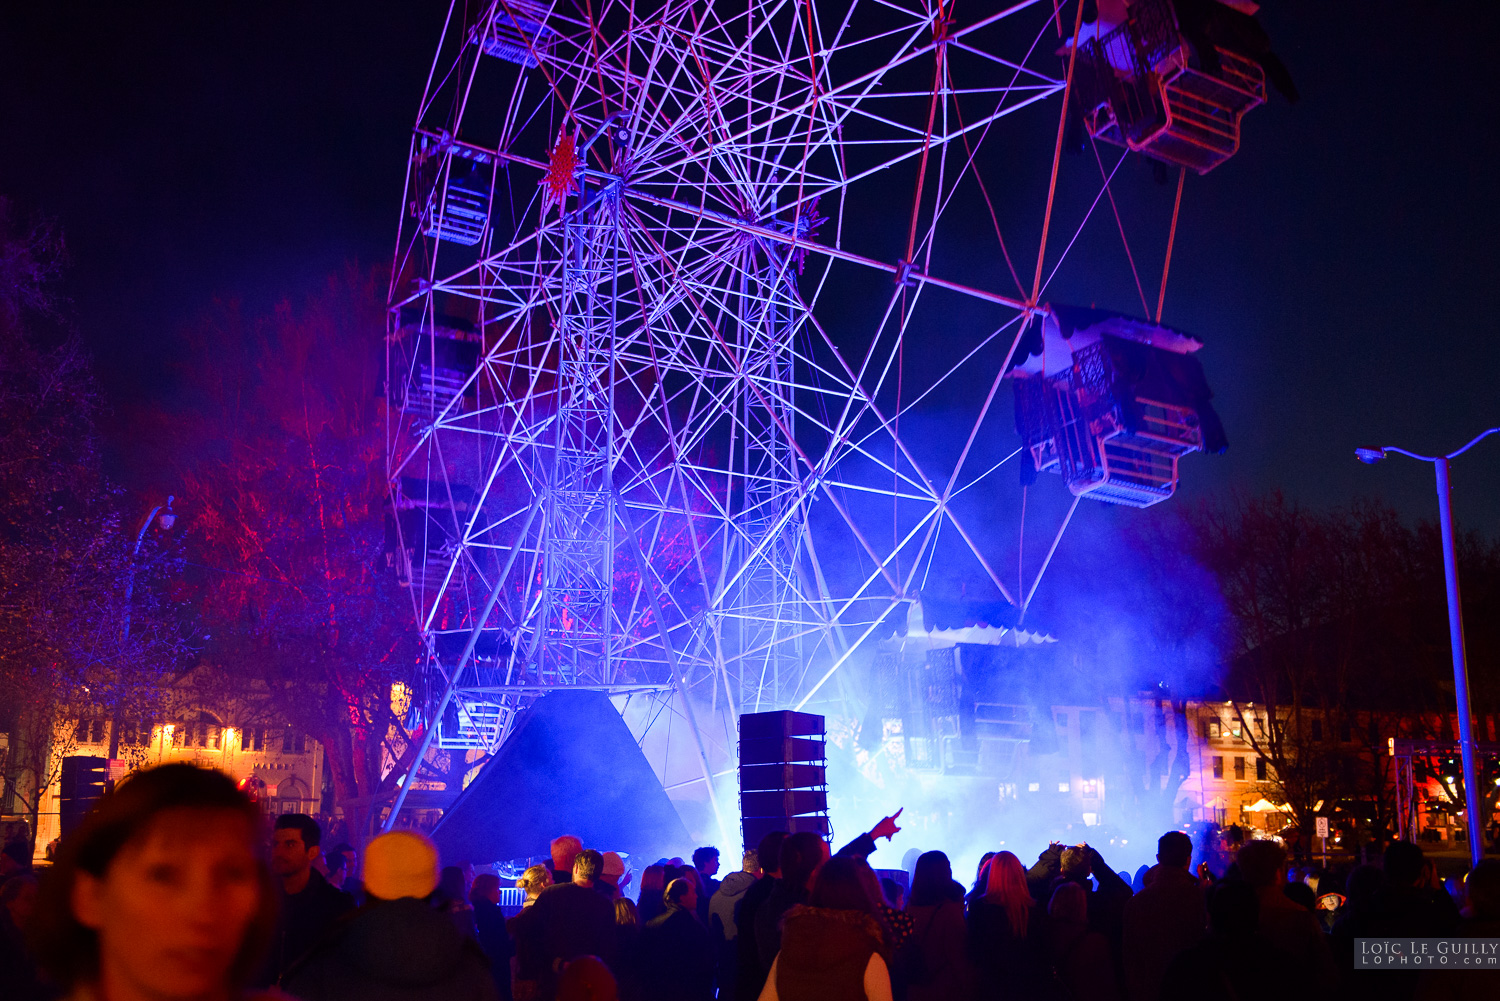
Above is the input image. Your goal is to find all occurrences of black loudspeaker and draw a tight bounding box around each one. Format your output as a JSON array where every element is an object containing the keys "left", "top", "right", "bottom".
[
  {"left": 739, "top": 711, "right": 828, "bottom": 850},
  {"left": 60, "top": 756, "right": 108, "bottom": 837}
]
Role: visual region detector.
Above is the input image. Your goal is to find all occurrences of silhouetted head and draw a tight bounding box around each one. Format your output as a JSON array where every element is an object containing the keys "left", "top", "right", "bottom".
[
  {"left": 910, "top": 851, "right": 955, "bottom": 907},
  {"left": 1235, "top": 840, "right": 1286, "bottom": 889},
  {"left": 519, "top": 863, "right": 553, "bottom": 899},
  {"left": 556, "top": 954, "right": 618, "bottom": 1001},
  {"left": 551, "top": 835, "right": 584, "bottom": 873},
  {"left": 808, "top": 856, "right": 880, "bottom": 913},
  {"left": 1060, "top": 846, "right": 1091, "bottom": 879},
  {"left": 1, "top": 873, "right": 40, "bottom": 927},
  {"left": 1048, "top": 881, "right": 1087, "bottom": 924},
  {"left": 470, "top": 872, "right": 501, "bottom": 906},
  {"left": 1207, "top": 880, "right": 1259, "bottom": 937},
  {"left": 756, "top": 831, "right": 788, "bottom": 877},
  {"left": 664, "top": 877, "right": 697, "bottom": 913},
  {"left": 984, "top": 851, "right": 1034, "bottom": 937},
  {"left": 1157, "top": 831, "right": 1193, "bottom": 869},
  {"left": 692, "top": 846, "right": 720, "bottom": 877},
  {"left": 573, "top": 849, "right": 604, "bottom": 886},
  {"left": 439, "top": 865, "right": 468, "bottom": 904},
  {"left": 1383, "top": 841, "right": 1426, "bottom": 888},
  {"left": 614, "top": 897, "right": 638, "bottom": 928},
  {"left": 779, "top": 832, "right": 825, "bottom": 891},
  {"left": 1464, "top": 860, "right": 1500, "bottom": 919},
  {"left": 270, "top": 813, "right": 321, "bottom": 883},
  {"left": 1342, "top": 864, "right": 1383, "bottom": 905}
]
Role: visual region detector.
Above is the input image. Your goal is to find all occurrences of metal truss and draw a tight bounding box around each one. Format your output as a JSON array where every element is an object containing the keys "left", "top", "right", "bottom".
[{"left": 382, "top": 0, "right": 1185, "bottom": 823}]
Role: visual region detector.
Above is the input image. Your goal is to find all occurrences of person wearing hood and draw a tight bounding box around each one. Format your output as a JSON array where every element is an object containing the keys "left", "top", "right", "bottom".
[
  {"left": 283, "top": 830, "right": 499, "bottom": 1001},
  {"left": 709, "top": 849, "right": 760, "bottom": 994}
]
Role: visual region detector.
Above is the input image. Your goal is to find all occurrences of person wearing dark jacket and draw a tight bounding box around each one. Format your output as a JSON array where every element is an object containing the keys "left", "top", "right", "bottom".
[
  {"left": 711, "top": 850, "right": 761, "bottom": 999},
  {"left": 256, "top": 813, "right": 355, "bottom": 988},
  {"left": 642, "top": 878, "right": 715, "bottom": 1001},
  {"left": 283, "top": 830, "right": 499, "bottom": 1001},
  {"left": 755, "top": 833, "right": 824, "bottom": 973},
  {"left": 471, "top": 874, "right": 514, "bottom": 1001},
  {"left": 754, "top": 812, "right": 905, "bottom": 975},
  {"left": 1332, "top": 840, "right": 1460, "bottom": 1001},
  {"left": 902, "top": 852, "right": 973, "bottom": 1001},
  {"left": 736, "top": 832, "right": 788, "bottom": 1001},
  {"left": 529, "top": 848, "right": 617, "bottom": 993},
  {"left": 0, "top": 873, "right": 52, "bottom": 1001},
  {"left": 1160, "top": 880, "right": 1294, "bottom": 1001},
  {"left": 1122, "top": 832, "right": 1206, "bottom": 1001},
  {"left": 693, "top": 846, "right": 722, "bottom": 926}
]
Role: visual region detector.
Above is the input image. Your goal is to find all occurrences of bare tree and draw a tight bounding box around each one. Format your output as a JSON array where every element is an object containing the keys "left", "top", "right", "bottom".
[{"left": 0, "top": 200, "right": 185, "bottom": 848}]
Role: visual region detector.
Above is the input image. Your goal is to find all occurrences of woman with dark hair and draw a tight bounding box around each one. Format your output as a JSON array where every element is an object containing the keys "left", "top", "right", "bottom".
[
  {"left": 637, "top": 864, "right": 668, "bottom": 925},
  {"left": 903, "top": 851, "right": 973, "bottom": 1001},
  {"left": 440, "top": 865, "right": 478, "bottom": 940},
  {"left": 966, "top": 851, "right": 1048, "bottom": 1001},
  {"left": 758, "top": 856, "right": 892, "bottom": 1001},
  {"left": 30, "top": 762, "right": 277, "bottom": 1001}
]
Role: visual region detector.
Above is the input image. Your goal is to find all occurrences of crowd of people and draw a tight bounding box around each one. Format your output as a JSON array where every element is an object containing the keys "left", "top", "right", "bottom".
[{"left": 1, "top": 761, "right": 1498, "bottom": 1001}]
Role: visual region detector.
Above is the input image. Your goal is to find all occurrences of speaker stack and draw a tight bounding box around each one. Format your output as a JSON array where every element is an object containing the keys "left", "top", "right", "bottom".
[
  {"left": 59, "top": 755, "right": 108, "bottom": 837},
  {"left": 738, "top": 710, "right": 829, "bottom": 849}
]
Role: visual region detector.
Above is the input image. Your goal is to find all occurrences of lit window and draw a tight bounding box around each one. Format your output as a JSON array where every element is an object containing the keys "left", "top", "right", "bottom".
[
  {"left": 1028, "top": 782, "right": 1040, "bottom": 792},
  {"left": 1058, "top": 782, "right": 1071, "bottom": 793},
  {"left": 1080, "top": 779, "right": 1101, "bottom": 798}
]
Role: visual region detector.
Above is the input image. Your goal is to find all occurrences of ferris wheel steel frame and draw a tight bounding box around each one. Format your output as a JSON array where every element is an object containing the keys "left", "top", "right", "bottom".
[{"left": 381, "top": 0, "right": 1182, "bottom": 831}]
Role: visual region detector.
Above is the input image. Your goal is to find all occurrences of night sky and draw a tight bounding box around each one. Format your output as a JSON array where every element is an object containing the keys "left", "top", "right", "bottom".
[{"left": 2, "top": 1, "right": 1497, "bottom": 535}]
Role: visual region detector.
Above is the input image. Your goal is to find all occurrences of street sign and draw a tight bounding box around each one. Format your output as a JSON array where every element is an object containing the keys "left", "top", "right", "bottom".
[{"left": 1316, "top": 817, "right": 1329, "bottom": 838}]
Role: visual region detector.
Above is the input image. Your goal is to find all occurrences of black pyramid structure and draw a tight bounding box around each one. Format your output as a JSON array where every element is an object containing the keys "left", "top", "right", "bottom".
[{"left": 431, "top": 689, "right": 693, "bottom": 864}]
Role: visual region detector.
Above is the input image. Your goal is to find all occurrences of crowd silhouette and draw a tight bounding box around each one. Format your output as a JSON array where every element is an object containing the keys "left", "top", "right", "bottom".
[{"left": 2, "top": 762, "right": 1498, "bottom": 1001}]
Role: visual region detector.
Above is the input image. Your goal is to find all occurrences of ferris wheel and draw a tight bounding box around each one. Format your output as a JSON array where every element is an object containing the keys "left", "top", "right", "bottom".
[{"left": 383, "top": 0, "right": 1275, "bottom": 828}]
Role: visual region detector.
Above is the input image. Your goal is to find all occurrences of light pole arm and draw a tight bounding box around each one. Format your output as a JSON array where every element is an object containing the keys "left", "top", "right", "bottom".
[
  {"left": 121, "top": 504, "right": 163, "bottom": 642},
  {"left": 1447, "top": 427, "right": 1500, "bottom": 460}
]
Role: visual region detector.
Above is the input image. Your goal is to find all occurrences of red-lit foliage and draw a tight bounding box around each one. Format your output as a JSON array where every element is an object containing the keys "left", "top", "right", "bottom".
[{"left": 164, "top": 265, "right": 421, "bottom": 839}]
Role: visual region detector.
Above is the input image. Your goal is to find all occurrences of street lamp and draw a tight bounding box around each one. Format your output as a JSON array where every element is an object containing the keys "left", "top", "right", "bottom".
[
  {"left": 109, "top": 496, "right": 178, "bottom": 761},
  {"left": 1357, "top": 427, "right": 1499, "bottom": 869},
  {"left": 122, "top": 495, "right": 176, "bottom": 641}
]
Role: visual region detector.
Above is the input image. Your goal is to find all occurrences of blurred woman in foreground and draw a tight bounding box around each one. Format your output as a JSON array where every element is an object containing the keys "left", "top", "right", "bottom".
[{"left": 31, "top": 763, "right": 275, "bottom": 1001}]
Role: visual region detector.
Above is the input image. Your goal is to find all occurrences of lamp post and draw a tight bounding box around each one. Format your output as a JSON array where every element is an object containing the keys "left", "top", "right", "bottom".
[
  {"left": 1357, "top": 428, "right": 1498, "bottom": 869},
  {"left": 108, "top": 496, "right": 177, "bottom": 762}
]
